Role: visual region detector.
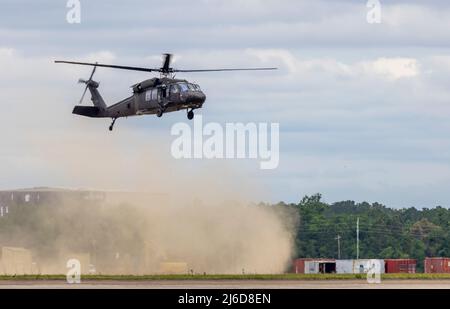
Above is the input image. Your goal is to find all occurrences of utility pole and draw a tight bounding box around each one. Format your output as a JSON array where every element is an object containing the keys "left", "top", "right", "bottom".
[
  {"left": 335, "top": 234, "right": 341, "bottom": 259},
  {"left": 356, "top": 217, "right": 360, "bottom": 260}
]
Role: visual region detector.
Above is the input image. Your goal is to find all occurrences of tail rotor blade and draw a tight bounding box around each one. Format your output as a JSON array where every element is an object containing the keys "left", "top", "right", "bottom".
[
  {"left": 78, "top": 62, "right": 97, "bottom": 104},
  {"left": 88, "top": 63, "right": 98, "bottom": 81},
  {"left": 79, "top": 85, "right": 88, "bottom": 104}
]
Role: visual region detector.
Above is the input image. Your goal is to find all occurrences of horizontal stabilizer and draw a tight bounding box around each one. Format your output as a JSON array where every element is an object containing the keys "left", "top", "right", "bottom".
[{"left": 72, "top": 105, "right": 101, "bottom": 118}]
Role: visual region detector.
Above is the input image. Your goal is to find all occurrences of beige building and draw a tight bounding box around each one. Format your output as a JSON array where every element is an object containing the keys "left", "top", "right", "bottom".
[{"left": 0, "top": 247, "right": 36, "bottom": 275}]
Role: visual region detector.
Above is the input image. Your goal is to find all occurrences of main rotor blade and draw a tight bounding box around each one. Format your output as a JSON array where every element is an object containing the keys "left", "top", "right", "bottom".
[
  {"left": 55, "top": 60, "right": 278, "bottom": 74},
  {"left": 55, "top": 60, "right": 160, "bottom": 73},
  {"left": 174, "top": 68, "right": 278, "bottom": 73}
]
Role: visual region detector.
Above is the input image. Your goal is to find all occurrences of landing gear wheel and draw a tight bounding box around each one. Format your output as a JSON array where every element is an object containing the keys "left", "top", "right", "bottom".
[
  {"left": 187, "top": 110, "right": 194, "bottom": 120},
  {"left": 157, "top": 110, "right": 163, "bottom": 118}
]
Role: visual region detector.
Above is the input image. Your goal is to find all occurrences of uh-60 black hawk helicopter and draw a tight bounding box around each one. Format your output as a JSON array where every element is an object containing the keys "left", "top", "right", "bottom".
[{"left": 55, "top": 54, "right": 277, "bottom": 131}]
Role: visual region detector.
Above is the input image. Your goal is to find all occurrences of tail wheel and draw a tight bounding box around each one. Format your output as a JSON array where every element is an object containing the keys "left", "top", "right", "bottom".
[
  {"left": 157, "top": 110, "right": 163, "bottom": 118},
  {"left": 187, "top": 110, "right": 194, "bottom": 120}
]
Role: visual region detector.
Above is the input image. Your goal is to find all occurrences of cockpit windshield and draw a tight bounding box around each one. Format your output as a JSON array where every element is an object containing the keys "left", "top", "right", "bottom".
[{"left": 178, "top": 83, "right": 201, "bottom": 92}]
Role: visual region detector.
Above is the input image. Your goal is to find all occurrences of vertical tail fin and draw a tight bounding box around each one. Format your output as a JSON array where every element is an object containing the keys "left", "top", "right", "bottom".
[
  {"left": 86, "top": 81, "right": 107, "bottom": 111},
  {"left": 73, "top": 80, "right": 107, "bottom": 117}
]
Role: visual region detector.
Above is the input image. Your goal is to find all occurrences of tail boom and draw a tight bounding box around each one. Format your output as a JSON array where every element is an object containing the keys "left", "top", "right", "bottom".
[{"left": 72, "top": 105, "right": 103, "bottom": 118}]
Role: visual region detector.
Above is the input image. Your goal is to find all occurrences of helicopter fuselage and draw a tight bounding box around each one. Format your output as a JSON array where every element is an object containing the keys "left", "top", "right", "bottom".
[{"left": 73, "top": 77, "right": 206, "bottom": 123}]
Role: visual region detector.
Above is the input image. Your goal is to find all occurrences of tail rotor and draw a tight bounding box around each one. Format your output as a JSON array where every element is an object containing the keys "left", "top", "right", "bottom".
[{"left": 78, "top": 62, "right": 98, "bottom": 104}]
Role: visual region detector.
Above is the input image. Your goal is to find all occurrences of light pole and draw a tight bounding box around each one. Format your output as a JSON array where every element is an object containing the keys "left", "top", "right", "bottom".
[
  {"left": 335, "top": 234, "right": 341, "bottom": 259},
  {"left": 356, "top": 217, "right": 360, "bottom": 260}
]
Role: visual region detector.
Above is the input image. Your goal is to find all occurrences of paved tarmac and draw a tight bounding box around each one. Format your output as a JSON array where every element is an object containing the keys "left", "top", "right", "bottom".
[{"left": 1, "top": 279, "right": 450, "bottom": 289}]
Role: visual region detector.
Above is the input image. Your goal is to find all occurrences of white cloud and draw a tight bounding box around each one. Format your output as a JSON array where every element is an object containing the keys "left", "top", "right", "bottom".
[
  {"left": 0, "top": 47, "right": 15, "bottom": 57},
  {"left": 247, "top": 49, "right": 419, "bottom": 81},
  {"left": 360, "top": 57, "right": 419, "bottom": 80}
]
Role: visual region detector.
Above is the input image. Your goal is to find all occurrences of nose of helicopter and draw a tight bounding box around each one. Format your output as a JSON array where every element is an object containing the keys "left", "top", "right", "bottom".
[
  {"left": 185, "top": 91, "right": 206, "bottom": 104},
  {"left": 198, "top": 92, "right": 206, "bottom": 104}
]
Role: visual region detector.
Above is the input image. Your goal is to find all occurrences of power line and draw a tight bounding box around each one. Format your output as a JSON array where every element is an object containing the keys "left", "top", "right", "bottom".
[{"left": 296, "top": 225, "right": 442, "bottom": 237}]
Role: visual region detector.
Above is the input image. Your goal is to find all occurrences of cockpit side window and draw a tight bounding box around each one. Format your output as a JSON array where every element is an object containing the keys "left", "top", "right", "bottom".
[
  {"left": 194, "top": 84, "right": 201, "bottom": 91},
  {"left": 178, "top": 83, "right": 189, "bottom": 92},
  {"left": 170, "top": 84, "right": 180, "bottom": 94},
  {"left": 187, "top": 83, "right": 196, "bottom": 91}
]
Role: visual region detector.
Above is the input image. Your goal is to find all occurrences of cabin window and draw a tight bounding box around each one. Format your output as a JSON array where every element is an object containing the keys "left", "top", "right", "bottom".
[
  {"left": 151, "top": 89, "right": 158, "bottom": 100},
  {"left": 145, "top": 90, "right": 151, "bottom": 101}
]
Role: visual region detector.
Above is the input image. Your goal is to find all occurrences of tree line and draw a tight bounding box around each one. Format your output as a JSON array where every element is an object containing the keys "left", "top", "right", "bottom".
[{"left": 265, "top": 194, "right": 450, "bottom": 271}]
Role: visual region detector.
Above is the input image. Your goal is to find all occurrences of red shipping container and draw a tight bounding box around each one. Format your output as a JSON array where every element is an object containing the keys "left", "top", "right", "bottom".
[
  {"left": 384, "top": 259, "right": 417, "bottom": 273},
  {"left": 293, "top": 258, "right": 313, "bottom": 274},
  {"left": 425, "top": 257, "right": 450, "bottom": 273}
]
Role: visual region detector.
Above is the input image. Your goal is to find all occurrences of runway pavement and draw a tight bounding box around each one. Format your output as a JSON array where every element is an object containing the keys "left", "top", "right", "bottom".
[{"left": 1, "top": 279, "right": 450, "bottom": 289}]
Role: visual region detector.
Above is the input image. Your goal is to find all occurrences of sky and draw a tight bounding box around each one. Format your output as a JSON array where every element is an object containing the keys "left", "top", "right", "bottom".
[{"left": 1, "top": 0, "right": 450, "bottom": 208}]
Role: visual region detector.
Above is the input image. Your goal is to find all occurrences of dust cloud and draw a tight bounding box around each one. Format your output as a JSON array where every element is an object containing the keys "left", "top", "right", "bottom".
[
  {"left": 3, "top": 128, "right": 295, "bottom": 274},
  {"left": 18, "top": 197, "right": 295, "bottom": 274}
]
